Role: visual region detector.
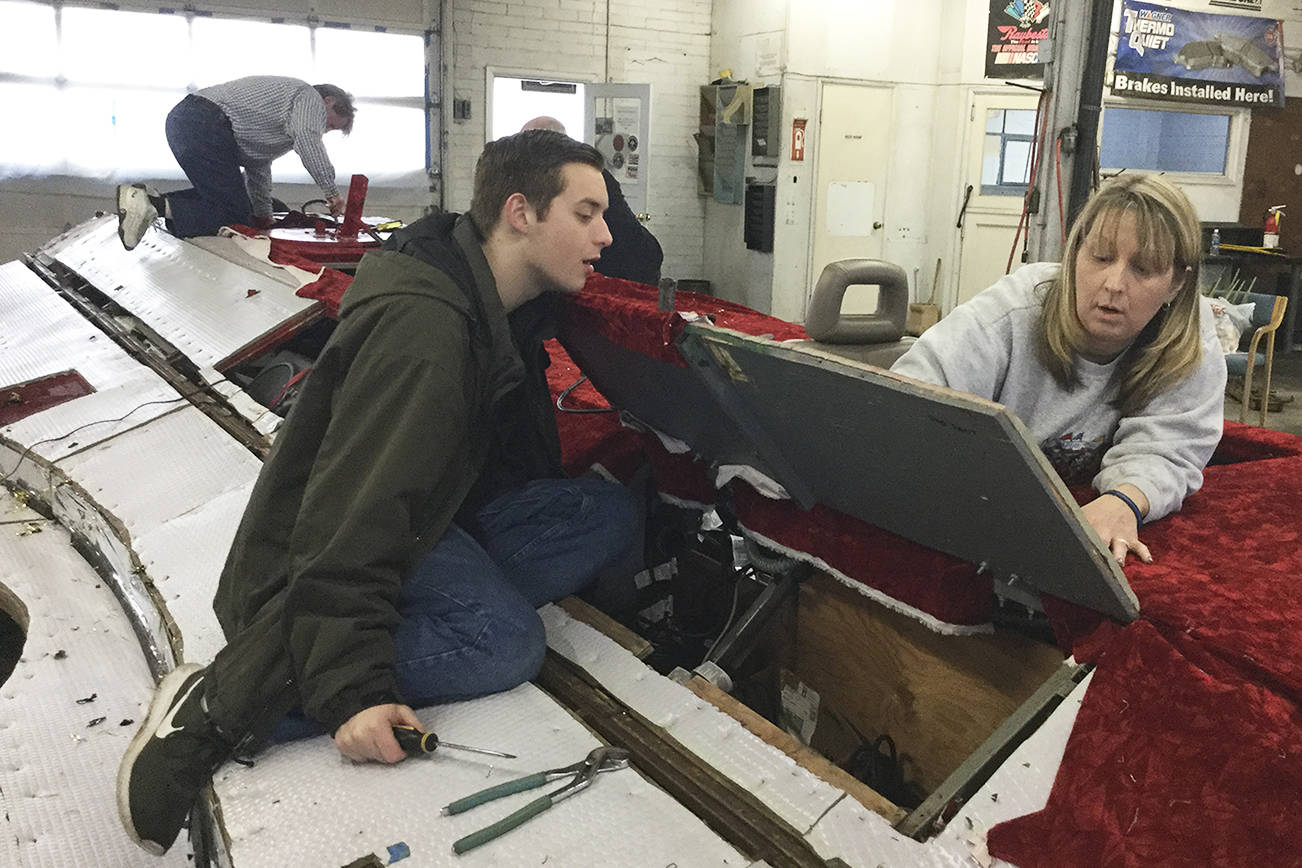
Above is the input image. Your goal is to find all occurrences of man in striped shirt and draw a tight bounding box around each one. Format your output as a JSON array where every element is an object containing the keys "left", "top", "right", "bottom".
[{"left": 116, "top": 76, "right": 355, "bottom": 250}]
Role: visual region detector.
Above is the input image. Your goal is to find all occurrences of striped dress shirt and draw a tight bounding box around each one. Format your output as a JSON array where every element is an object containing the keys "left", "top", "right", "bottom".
[{"left": 197, "top": 76, "right": 340, "bottom": 216}]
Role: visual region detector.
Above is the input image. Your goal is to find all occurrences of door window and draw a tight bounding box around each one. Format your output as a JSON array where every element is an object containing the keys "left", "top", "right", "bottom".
[{"left": 980, "top": 108, "right": 1037, "bottom": 196}]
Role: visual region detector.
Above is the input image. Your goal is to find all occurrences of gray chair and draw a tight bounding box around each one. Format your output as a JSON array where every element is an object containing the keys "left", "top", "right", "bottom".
[
  {"left": 798, "top": 259, "right": 915, "bottom": 367},
  {"left": 1224, "top": 291, "right": 1288, "bottom": 426}
]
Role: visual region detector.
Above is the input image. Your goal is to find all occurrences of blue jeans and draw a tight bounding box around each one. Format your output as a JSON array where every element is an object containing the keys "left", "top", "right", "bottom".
[
  {"left": 271, "top": 477, "right": 638, "bottom": 741},
  {"left": 163, "top": 94, "right": 254, "bottom": 237}
]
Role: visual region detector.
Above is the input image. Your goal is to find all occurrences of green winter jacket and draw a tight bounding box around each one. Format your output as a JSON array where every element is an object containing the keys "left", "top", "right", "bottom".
[{"left": 213, "top": 213, "right": 557, "bottom": 732}]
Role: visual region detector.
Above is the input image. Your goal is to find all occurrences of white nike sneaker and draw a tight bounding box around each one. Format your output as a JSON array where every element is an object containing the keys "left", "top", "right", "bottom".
[
  {"left": 116, "top": 182, "right": 159, "bottom": 251},
  {"left": 117, "top": 663, "right": 232, "bottom": 855}
]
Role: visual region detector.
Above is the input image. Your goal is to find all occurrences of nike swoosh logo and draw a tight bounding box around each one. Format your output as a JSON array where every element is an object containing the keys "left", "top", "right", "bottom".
[{"left": 156, "top": 675, "right": 203, "bottom": 739}]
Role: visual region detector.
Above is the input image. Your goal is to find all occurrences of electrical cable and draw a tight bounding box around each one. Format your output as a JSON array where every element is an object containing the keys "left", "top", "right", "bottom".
[
  {"left": 269, "top": 366, "right": 312, "bottom": 411},
  {"left": 1, "top": 378, "right": 230, "bottom": 484},
  {"left": 1005, "top": 90, "right": 1050, "bottom": 274},
  {"left": 702, "top": 566, "right": 753, "bottom": 661},
  {"left": 555, "top": 375, "right": 615, "bottom": 414},
  {"left": 1055, "top": 135, "right": 1066, "bottom": 243}
]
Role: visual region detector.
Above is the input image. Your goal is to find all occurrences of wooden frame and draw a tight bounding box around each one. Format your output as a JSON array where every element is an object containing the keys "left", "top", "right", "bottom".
[{"left": 1239, "top": 294, "right": 1288, "bottom": 426}]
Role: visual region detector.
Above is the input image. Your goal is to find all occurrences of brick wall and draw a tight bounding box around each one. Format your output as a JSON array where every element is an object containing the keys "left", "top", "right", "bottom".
[{"left": 445, "top": 0, "right": 710, "bottom": 279}]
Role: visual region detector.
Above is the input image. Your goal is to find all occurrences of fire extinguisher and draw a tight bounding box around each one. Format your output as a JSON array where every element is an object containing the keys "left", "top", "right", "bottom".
[{"left": 1264, "top": 204, "right": 1285, "bottom": 249}]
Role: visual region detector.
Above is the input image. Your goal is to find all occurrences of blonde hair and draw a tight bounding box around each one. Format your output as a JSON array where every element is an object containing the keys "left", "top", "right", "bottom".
[{"left": 1038, "top": 173, "right": 1204, "bottom": 416}]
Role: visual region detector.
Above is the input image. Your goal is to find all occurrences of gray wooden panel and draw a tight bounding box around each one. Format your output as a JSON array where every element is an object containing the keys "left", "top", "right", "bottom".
[
  {"left": 560, "top": 327, "right": 772, "bottom": 474},
  {"left": 678, "top": 324, "right": 1138, "bottom": 623}
]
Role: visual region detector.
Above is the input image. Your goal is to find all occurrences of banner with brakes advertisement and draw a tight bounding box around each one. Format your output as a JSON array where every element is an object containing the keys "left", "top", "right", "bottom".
[{"left": 1111, "top": 0, "right": 1284, "bottom": 108}]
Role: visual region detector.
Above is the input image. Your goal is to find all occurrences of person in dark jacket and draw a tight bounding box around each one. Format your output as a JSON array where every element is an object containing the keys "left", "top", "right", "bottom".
[
  {"left": 522, "top": 116, "right": 663, "bottom": 285},
  {"left": 117, "top": 130, "right": 639, "bottom": 856}
]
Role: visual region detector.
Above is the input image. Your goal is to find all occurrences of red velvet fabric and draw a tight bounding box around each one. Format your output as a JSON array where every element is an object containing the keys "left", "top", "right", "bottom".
[
  {"left": 1209, "top": 419, "right": 1302, "bottom": 464},
  {"left": 994, "top": 434, "right": 1302, "bottom": 864},
  {"left": 987, "top": 620, "right": 1302, "bottom": 868},
  {"left": 730, "top": 482, "right": 993, "bottom": 627},
  {"left": 563, "top": 274, "right": 808, "bottom": 366},
  {"left": 270, "top": 236, "right": 374, "bottom": 267},
  {"left": 639, "top": 436, "right": 718, "bottom": 507},
  {"left": 228, "top": 224, "right": 355, "bottom": 317},
  {"left": 338, "top": 174, "right": 369, "bottom": 238}
]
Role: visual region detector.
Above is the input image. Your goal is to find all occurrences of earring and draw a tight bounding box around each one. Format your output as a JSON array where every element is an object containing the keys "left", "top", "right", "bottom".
[{"left": 1162, "top": 300, "right": 1172, "bottom": 310}]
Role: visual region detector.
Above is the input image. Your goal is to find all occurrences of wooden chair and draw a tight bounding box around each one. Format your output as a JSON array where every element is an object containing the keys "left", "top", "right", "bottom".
[{"left": 1224, "top": 292, "right": 1288, "bottom": 426}]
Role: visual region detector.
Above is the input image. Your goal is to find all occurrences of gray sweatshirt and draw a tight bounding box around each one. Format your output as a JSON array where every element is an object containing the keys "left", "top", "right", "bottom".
[{"left": 890, "top": 262, "right": 1225, "bottom": 521}]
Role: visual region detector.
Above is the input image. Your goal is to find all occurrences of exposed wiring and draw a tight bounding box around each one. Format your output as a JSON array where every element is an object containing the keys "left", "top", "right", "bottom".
[
  {"left": 269, "top": 366, "right": 312, "bottom": 411},
  {"left": 1006, "top": 90, "right": 1050, "bottom": 274},
  {"left": 1055, "top": 135, "right": 1066, "bottom": 243},
  {"left": 1, "top": 379, "right": 229, "bottom": 484},
  {"left": 555, "top": 375, "right": 615, "bottom": 414},
  {"left": 702, "top": 565, "right": 757, "bottom": 661}
]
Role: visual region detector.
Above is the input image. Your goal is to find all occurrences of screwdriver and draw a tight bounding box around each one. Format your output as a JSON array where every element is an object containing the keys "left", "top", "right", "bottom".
[{"left": 391, "top": 725, "right": 517, "bottom": 759}]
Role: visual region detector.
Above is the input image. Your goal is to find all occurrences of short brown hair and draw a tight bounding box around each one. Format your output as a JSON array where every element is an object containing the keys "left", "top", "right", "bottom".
[
  {"left": 469, "top": 130, "right": 605, "bottom": 235},
  {"left": 314, "top": 83, "right": 355, "bottom": 134}
]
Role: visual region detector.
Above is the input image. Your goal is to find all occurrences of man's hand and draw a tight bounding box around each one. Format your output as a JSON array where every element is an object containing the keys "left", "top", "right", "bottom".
[
  {"left": 1082, "top": 487, "right": 1152, "bottom": 566},
  {"left": 252, "top": 215, "right": 276, "bottom": 230},
  {"left": 326, "top": 194, "right": 346, "bottom": 217},
  {"left": 333, "top": 703, "right": 422, "bottom": 764}
]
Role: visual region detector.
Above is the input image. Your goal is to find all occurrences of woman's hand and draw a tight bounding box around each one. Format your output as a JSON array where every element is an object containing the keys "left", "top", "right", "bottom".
[
  {"left": 333, "top": 703, "right": 422, "bottom": 763},
  {"left": 1082, "top": 486, "right": 1153, "bottom": 566}
]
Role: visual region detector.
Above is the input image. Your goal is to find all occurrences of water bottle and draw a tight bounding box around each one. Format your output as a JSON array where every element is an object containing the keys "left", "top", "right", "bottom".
[{"left": 1210, "top": 228, "right": 1221, "bottom": 256}]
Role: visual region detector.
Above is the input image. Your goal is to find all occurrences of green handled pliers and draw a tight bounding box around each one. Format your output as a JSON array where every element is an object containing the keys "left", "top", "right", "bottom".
[{"left": 443, "top": 746, "right": 630, "bottom": 854}]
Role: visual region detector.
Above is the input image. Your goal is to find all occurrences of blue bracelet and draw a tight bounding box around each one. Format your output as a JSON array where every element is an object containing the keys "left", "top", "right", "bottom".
[{"left": 1103, "top": 489, "right": 1144, "bottom": 528}]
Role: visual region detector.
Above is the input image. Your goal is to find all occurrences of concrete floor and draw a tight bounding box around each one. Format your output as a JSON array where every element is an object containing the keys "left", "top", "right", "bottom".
[{"left": 1224, "top": 350, "right": 1302, "bottom": 436}]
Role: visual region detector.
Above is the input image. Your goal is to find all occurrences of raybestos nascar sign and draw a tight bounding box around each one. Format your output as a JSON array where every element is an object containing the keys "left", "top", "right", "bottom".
[{"left": 1112, "top": 0, "right": 1284, "bottom": 108}]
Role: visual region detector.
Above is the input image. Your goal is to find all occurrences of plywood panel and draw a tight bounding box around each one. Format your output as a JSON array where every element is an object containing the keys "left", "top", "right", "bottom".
[{"left": 792, "top": 573, "right": 1064, "bottom": 794}]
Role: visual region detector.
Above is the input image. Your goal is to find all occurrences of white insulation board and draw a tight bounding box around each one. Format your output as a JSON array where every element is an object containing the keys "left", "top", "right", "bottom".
[
  {"left": 0, "top": 490, "right": 192, "bottom": 868},
  {"left": 0, "top": 261, "right": 177, "bottom": 457},
  {"left": 217, "top": 686, "right": 749, "bottom": 868},
  {"left": 541, "top": 605, "right": 845, "bottom": 834},
  {"left": 40, "top": 217, "right": 318, "bottom": 372},
  {"left": 53, "top": 405, "right": 261, "bottom": 665}
]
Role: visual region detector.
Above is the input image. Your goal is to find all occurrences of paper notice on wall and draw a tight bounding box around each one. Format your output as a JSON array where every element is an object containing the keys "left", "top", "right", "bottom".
[
  {"left": 610, "top": 98, "right": 642, "bottom": 186},
  {"left": 756, "top": 32, "right": 783, "bottom": 76},
  {"left": 826, "top": 181, "right": 875, "bottom": 236},
  {"left": 779, "top": 673, "right": 820, "bottom": 744}
]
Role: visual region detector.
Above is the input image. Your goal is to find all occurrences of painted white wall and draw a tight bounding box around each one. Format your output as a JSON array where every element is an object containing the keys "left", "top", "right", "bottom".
[
  {"left": 443, "top": 0, "right": 710, "bottom": 281},
  {"left": 701, "top": 0, "right": 787, "bottom": 309},
  {"left": 707, "top": 0, "right": 980, "bottom": 318}
]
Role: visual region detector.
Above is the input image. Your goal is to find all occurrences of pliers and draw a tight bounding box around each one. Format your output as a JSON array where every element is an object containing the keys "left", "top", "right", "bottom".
[{"left": 443, "top": 746, "right": 631, "bottom": 854}]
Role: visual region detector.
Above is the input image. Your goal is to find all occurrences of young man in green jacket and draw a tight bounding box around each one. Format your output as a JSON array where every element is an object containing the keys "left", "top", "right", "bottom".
[{"left": 117, "top": 130, "right": 639, "bottom": 856}]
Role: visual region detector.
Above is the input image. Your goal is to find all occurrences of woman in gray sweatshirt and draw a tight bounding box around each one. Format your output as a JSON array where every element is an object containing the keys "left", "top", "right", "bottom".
[{"left": 892, "top": 174, "right": 1224, "bottom": 566}]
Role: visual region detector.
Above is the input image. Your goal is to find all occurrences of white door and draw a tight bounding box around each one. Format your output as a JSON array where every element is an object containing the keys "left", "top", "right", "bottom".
[
  {"left": 585, "top": 83, "right": 651, "bottom": 217},
  {"left": 955, "top": 92, "right": 1041, "bottom": 307},
  {"left": 810, "top": 83, "right": 893, "bottom": 316}
]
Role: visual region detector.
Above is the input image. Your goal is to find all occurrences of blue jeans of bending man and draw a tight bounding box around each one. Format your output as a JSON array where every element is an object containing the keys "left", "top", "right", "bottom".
[
  {"left": 162, "top": 94, "right": 255, "bottom": 237},
  {"left": 271, "top": 476, "right": 639, "bottom": 741}
]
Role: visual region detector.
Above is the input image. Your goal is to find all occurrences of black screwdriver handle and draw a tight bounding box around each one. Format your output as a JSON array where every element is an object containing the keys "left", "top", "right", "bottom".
[{"left": 392, "top": 725, "right": 438, "bottom": 756}]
